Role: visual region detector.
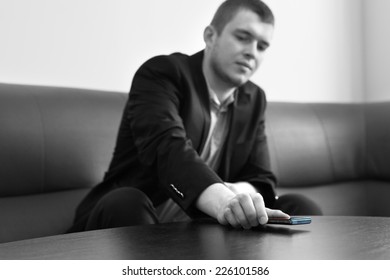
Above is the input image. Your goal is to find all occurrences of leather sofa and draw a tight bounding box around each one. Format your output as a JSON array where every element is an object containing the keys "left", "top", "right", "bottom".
[
  {"left": 0, "top": 83, "right": 126, "bottom": 243},
  {"left": 267, "top": 102, "right": 390, "bottom": 217},
  {"left": 1, "top": 82, "right": 389, "bottom": 243}
]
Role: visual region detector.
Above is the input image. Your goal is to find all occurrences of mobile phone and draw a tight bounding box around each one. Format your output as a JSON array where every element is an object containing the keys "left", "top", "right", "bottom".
[{"left": 267, "top": 216, "right": 312, "bottom": 225}]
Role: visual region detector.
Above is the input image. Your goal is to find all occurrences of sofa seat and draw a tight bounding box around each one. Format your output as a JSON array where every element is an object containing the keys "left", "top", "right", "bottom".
[{"left": 0, "top": 189, "right": 89, "bottom": 243}]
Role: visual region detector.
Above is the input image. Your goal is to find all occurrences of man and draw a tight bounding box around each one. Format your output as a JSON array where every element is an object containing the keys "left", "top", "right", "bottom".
[{"left": 69, "top": 0, "right": 320, "bottom": 233}]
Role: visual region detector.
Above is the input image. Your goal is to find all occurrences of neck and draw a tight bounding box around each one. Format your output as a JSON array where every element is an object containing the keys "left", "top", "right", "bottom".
[{"left": 202, "top": 56, "right": 236, "bottom": 103}]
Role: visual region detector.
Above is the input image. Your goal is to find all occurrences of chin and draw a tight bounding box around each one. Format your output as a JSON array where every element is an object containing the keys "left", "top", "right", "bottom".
[
  {"left": 218, "top": 69, "right": 250, "bottom": 87},
  {"left": 229, "top": 75, "right": 249, "bottom": 87}
]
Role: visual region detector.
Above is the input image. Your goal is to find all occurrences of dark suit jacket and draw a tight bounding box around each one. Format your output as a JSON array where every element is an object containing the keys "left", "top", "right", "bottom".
[{"left": 71, "top": 50, "right": 277, "bottom": 229}]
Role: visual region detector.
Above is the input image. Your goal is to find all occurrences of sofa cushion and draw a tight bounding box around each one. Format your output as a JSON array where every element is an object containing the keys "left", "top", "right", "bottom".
[
  {"left": 266, "top": 102, "right": 366, "bottom": 187},
  {"left": 0, "top": 83, "right": 126, "bottom": 196},
  {"left": 0, "top": 88, "right": 45, "bottom": 196},
  {"left": 365, "top": 102, "right": 390, "bottom": 181}
]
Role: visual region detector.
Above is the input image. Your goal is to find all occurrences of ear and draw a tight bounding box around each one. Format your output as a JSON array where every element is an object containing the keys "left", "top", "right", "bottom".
[{"left": 203, "top": 25, "right": 217, "bottom": 48}]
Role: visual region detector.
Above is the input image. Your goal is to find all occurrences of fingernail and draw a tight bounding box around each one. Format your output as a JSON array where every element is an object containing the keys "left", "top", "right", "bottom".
[{"left": 259, "top": 216, "right": 267, "bottom": 225}]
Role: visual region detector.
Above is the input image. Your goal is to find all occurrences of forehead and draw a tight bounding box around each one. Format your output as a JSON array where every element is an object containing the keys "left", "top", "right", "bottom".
[{"left": 223, "top": 9, "right": 274, "bottom": 41}]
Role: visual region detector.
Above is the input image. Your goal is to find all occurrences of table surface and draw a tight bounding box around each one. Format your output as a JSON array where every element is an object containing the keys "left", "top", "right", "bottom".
[{"left": 1, "top": 216, "right": 390, "bottom": 260}]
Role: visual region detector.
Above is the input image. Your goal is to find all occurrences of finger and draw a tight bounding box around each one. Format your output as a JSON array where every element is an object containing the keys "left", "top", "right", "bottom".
[
  {"left": 237, "top": 193, "right": 259, "bottom": 227},
  {"left": 224, "top": 207, "right": 241, "bottom": 228},
  {"left": 217, "top": 211, "right": 229, "bottom": 225},
  {"left": 266, "top": 208, "right": 290, "bottom": 219},
  {"left": 229, "top": 196, "right": 251, "bottom": 229},
  {"left": 250, "top": 193, "right": 268, "bottom": 225}
]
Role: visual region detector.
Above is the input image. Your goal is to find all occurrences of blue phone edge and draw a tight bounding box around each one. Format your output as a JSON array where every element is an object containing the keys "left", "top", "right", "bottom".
[{"left": 289, "top": 216, "right": 312, "bottom": 225}]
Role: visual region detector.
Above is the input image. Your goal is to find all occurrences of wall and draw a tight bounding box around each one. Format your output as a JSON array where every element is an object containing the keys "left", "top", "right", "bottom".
[
  {"left": 363, "top": 0, "right": 390, "bottom": 102},
  {"left": 262, "top": 0, "right": 364, "bottom": 102},
  {"left": 0, "top": 0, "right": 372, "bottom": 103},
  {"left": 0, "top": 0, "right": 219, "bottom": 93}
]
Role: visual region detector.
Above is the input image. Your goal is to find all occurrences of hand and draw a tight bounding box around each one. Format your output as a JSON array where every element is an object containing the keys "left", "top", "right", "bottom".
[
  {"left": 196, "top": 183, "right": 289, "bottom": 230},
  {"left": 217, "top": 192, "right": 289, "bottom": 229},
  {"left": 224, "top": 181, "right": 258, "bottom": 195}
]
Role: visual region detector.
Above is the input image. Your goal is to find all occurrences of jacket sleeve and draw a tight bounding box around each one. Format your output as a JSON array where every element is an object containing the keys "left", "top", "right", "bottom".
[{"left": 127, "top": 55, "right": 223, "bottom": 216}]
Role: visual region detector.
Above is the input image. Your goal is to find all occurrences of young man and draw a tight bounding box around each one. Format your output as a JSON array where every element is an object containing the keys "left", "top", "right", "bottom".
[{"left": 69, "top": 0, "right": 320, "bottom": 233}]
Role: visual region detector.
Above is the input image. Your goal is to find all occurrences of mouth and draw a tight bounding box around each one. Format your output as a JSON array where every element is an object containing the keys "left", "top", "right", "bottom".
[{"left": 236, "top": 61, "right": 252, "bottom": 71}]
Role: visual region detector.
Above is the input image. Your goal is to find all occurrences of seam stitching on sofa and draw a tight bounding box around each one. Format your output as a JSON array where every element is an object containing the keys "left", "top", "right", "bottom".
[
  {"left": 362, "top": 103, "right": 368, "bottom": 179},
  {"left": 308, "top": 104, "right": 337, "bottom": 181},
  {"left": 265, "top": 111, "right": 281, "bottom": 182}
]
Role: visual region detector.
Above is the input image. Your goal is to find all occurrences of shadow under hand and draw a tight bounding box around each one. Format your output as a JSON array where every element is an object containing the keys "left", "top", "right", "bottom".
[{"left": 252, "top": 224, "right": 310, "bottom": 236}]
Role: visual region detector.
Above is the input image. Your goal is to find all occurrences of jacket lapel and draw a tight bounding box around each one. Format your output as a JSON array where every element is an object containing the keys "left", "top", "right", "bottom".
[{"left": 188, "top": 51, "right": 211, "bottom": 153}]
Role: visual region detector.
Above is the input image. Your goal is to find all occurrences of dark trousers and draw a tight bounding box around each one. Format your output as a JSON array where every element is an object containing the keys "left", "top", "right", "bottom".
[{"left": 82, "top": 187, "right": 322, "bottom": 231}]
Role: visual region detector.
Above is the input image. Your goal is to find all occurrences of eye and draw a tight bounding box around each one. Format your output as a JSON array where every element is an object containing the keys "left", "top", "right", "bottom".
[
  {"left": 257, "top": 43, "right": 269, "bottom": 52},
  {"left": 236, "top": 35, "right": 248, "bottom": 42},
  {"left": 236, "top": 34, "right": 250, "bottom": 42}
]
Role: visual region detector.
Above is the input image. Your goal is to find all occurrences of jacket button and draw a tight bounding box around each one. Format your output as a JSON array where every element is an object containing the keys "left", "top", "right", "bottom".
[{"left": 170, "top": 184, "right": 184, "bottom": 199}]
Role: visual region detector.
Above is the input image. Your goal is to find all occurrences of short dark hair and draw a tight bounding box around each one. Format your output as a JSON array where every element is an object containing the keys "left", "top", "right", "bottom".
[{"left": 210, "top": 0, "right": 274, "bottom": 34}]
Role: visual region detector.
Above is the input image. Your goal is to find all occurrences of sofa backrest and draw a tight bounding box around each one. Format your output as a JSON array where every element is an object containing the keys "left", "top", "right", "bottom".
[
  {"left": 365, "top": 102, "right": 390, "bottom": 181},
  {"left": 266, "top": 102, "right": 367, "bottom": 188},
  {"left": 0, "top": 83, "right": 126, "bottom": 197},
  {"left": 1, "top": 82, "right": 389, "bottom": 199}
]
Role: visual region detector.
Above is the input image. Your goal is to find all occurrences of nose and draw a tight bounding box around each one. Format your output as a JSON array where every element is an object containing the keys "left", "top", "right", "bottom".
[{"left": 243, "top": 41, "right": 258, "bottom": 60}]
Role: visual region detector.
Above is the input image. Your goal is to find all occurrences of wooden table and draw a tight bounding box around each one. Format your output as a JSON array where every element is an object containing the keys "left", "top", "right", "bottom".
[{"left": 1, "top": 216, "right": 390, "bottom": 259}]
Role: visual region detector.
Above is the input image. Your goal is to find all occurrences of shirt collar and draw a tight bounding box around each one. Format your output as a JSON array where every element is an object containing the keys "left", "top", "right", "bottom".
[{"left": 207, "top": 85, "right": 236, "bottom": 113}]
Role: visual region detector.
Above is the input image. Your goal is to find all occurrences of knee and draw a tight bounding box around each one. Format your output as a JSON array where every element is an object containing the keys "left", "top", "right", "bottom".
[
  {"left": 97, "top": 188, "right": 152, "bottom": 215},
  {"left": 86, "top": 188, "right": 158, "bottom": 230}
]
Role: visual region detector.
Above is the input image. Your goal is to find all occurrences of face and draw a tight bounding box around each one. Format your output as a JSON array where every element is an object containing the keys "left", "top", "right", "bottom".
[{"left": 205, "top": 9, "right": 274, "bottom": 88}]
